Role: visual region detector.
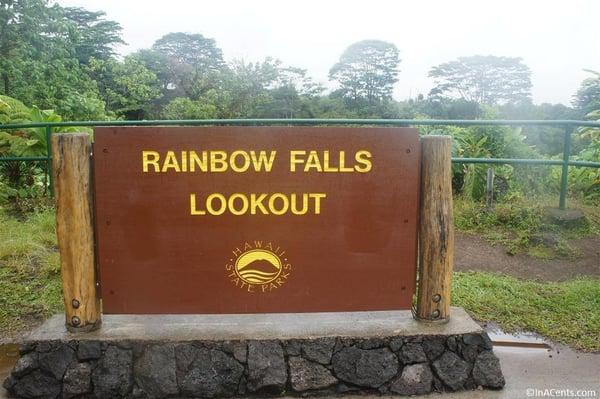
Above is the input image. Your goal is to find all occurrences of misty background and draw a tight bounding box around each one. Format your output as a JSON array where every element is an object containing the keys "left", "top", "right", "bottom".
[{"left": 57, "top": 0, "right": 600, "bottom": 104}]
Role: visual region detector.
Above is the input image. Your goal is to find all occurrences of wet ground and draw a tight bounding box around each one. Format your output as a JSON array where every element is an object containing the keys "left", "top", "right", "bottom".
[
  {"left": 0, "top": 345, "right": 18, "bottom": 396},
  {"left": 455, "top": 232, "right": 600, "bottom": 281}
]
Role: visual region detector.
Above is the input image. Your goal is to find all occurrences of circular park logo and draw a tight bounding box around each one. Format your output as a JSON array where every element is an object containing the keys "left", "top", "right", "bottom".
[{"left": 225, "top": 241, "right": 292, "bottom": 293}]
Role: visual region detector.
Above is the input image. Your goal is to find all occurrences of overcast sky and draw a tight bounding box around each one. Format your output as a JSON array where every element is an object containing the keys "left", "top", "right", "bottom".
[{"left": 56, "top": 0, "right": 600, "bottom": 105}]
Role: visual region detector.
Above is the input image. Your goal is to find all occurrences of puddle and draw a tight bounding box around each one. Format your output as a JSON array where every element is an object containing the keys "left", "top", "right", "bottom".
[
  {"left": 0, "top": 344, "right": 19, "bottom": 382},
  {"left": 483, "top": 322, "right": 551, "bottom": 349}
]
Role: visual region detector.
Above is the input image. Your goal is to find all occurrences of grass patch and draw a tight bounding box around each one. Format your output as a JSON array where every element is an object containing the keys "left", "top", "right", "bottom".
[
  {"left": 0, "top": 210, "right": 63, "bottom": 337},
  {"left": 454, "top": 196, "right": 600, "bottom": 257},
  {"left": 453, "top": 271, "right": 600, "bottom": 352}
]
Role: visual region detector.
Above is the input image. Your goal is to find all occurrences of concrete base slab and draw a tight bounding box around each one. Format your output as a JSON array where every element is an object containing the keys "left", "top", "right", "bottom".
[
  {"left": 28, "top": 307, "right": 481, "bottom": 342},
  {"left": 3, "top": 308, "right": 504, "bottom": 398}
]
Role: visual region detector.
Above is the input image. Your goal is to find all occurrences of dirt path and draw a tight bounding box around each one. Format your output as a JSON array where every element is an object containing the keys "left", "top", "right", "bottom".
[{"left": 455, "top": 232, "right": 600, "bottom": 281}]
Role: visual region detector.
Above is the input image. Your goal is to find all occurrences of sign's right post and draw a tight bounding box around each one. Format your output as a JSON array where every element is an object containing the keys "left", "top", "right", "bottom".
[{"left": 415, "top": 135, "right": 454, "bottom": 322}]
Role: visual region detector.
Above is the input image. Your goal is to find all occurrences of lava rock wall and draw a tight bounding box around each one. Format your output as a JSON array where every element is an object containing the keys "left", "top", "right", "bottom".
[{"left": 3, "top": 332, "right": 504, "bottom": 398}]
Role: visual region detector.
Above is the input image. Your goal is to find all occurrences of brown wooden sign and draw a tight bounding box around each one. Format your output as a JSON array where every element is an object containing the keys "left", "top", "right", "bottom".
[{"left": 93, "top": 126, "right": 420, "bottom": 314}]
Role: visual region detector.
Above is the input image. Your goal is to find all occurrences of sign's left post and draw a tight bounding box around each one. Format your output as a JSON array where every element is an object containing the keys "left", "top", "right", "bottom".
[{"left": 52, "top": 133, "right": 102, "bottom": 332}]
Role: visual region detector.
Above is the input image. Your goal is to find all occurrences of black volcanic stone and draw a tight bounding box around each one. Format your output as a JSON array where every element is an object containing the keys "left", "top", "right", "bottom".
[
  {"left": 38, "top": 343, "right": 75, "bottom": 380},
  {"left": 247, "top": 341, "right": 287, "bottom": 394},
  {"left": 178, "top": 347, "right": 243, "bottom": 398},
  {"left": 134, "top": 344, "right": 178, "bottom": 398},
  {"left": 283, "top": 339, "right": 302, "bottom": 356},
  {"left": 7, "top": 370, "right": 60, "bottom": 398},
  {"left": 222, "top": 341, "right": 247, "bottom": 363},
  {"left": 356, "top": 338, "right": 386, "bottom": 350},
  {"left": 301, "top": 338, "right": 336, "bottom": 364},
  {"left": 332, "top": 346, "right": 398, "bottom": 388},
  {"left": 460, "top": 341, "right": 481, "bottom": 363},
  {"left": 3, "top": 331, "right": 504, "bottom": 398},
  {"left": 289, "top": 356, "right": 337, "bottom": 391},
  {"left": 399, "top": 342, "right": 428, "bottom": 364},
  {"left": 463, "top": 332, "right": 493, "bottom": 350},
  {"left": 389, "top": 337, "right": 404, "bottom": 352},
  {"left": 77, "top": 341, "right": 102, "bottom": 360},
  {"left": 473, "top": 351, "right": 505, "bottom": 389},
  {"left": 422, "top": 336, "right": 446, "bottom": 360},
  {"left": 11, "top": 352, "right": 38, "bottom": 377},
  {"left": 63, "top": 362, "right": 92, "bottom": 398},
  {"left": 92, "top": 345, "right": 133, "bottom": 397},
  {"left": 432, "top": 351, "right": 470, "bottom": 391},
  {"left": 447, "top": 336, "right": 458, "bottom": 352},
  {"left": 390, "top": 363, "right": 433, "bottom": 395}
]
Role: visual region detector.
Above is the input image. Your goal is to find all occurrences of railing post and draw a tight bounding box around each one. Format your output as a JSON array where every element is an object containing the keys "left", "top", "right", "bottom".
[
  {"left": 45, "top": 125, "right": 54, "bottom": 196},
  {"left": 52, "top": 133, "right": 101, "bottom": 332},
  {"left": 415, "top": 135, "right": 454, "bottom": 322},
  {"left": 558, "top": 126, "right": 573, "bottom": 210}
]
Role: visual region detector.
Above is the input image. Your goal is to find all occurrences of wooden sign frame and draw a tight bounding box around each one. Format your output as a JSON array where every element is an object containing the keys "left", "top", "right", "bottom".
[{"left": 51, "top": 129, "right": 454, "bottom": 331}]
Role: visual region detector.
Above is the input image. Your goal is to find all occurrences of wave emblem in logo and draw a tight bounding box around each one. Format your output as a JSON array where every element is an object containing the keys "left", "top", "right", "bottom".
[
  {"left": 235, "top": 249, "right": 282, "bottom": 285},
  {"left": 226, "top": 241, "right": 292, "bottom": 292}
]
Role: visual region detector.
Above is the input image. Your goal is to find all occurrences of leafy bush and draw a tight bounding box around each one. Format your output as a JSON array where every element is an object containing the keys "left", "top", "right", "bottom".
[
  {"left": 422, "top": 124, "right": 547, "bottom": 201},
  {"left": 162, "top": 97, "right": 218, "bottom": 120},
  {"left": 0, "top": 96, "right": 82, "bottom": 212}
]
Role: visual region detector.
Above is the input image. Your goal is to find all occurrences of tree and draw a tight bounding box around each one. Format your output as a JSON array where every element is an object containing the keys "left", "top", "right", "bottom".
[
  {"left": 573, "top": 70, "right": 600, "bottom": 116},
  {"left": 428, "top": 55, "right": 532, "bottom": 105},
  {"left": 87, "top": 56, "right": 161, "bottom": 119},
  {"left": 151, "top": 32, "right": 227, "bottom": 99},
  {"left": 223, "top": 58, "right": 281, "bottom": 117},
  {"left": 152, "top": 32, "right": 225, "bottom": 70},
  {"left": 329, "top": 40, "right": 400, "bottom": 105},
  {"left": 0, "top": 0, "right": 111, "bottom": 119},
  {"left": 131, "top": 49, "right": 171, "bottom": 91},
  {"left": 62, "top": 7, "right": 124, "bottom": 64},
  {"left": 0, "top": 0, "right": 53, "bottom": 96}
]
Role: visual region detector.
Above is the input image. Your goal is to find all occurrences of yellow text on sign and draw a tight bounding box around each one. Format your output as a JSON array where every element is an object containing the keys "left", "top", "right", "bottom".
[
  {"left": 141, "top": 150, "right": 372, "bottom": 173},
  {"left": 190, "top": 193, "right": 327, "bottom": 216},
  {"left": 142, "top": 150, "right": 277, "bottom": 173}
]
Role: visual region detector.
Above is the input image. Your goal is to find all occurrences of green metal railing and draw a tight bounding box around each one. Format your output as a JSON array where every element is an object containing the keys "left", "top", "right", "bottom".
[{"left": 1, "top": 119, "right": 600, "bottom": 209}]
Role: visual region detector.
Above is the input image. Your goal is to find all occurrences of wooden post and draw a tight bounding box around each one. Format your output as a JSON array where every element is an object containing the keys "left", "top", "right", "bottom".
[
  {"left": 485, "top": 168, "right": 495, "bottom": 210},
  {"left": 415, "top": 135, "right": 454, "bottom": 322},
  {"left": 52, "top": 133, "right": 101, "bottom": 332}
]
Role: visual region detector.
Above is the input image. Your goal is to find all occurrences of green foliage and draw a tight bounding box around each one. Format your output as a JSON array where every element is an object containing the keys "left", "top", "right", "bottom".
[
  {"left": 329, "top": 40, "right": 400, "bottom": 107},
  {"left": 560, "top": 104, "right": 600, "bottom": 202},
  {"left": 402, "top": 97, "right": 482, "bottom": 120},
  {"left": 423, "top": 121, "right": 545, "bottom": 201},
  {"left": 455, "top": 198, "right": 543, "bottom": 234},
  {"left": 429, "top": 55, "right": 532, "bottom": 105},
  {"left": 56, "top": 93, "right": 110, "bottom": 121},
  {"left": 162, "top": 97, "right": 217, "bottom": 120},
  {"left": 453, "top": 272, "right": 600, "bottom": 351},
  {"left": 151, "top": 32, "right": 227, "bottom": 101},
  {"left": 62, "top": 7, "right": 124, "bottom": 64},
  {"left": 88, "top": 56, "right": 161, "bottom": 118},
  {"left": 454, "top": 195, "right": 600, "bottom": 256},
  {"left": 499, "top": 102, "right": 584, "bottom": 155},
  {"left": 0, "top": 0, "right": 117, "bottom": 120},
  {"left": 0, "top": 95, "right": 81, "bottom": 211},
  {"left": 454, "top": 132, "right": 491, "bottom": 201},
  {"left": 0, "top": 95, "right": 30, "bottom": 124},
  {"left": 0, "top": 210, "right": 62, "bottom": 335},
  {"left": 222, "top": 58, "right": 281, "bottom": 117},
  {"left": 573, "top": 70, "right": 600, "bottom": 115}
]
